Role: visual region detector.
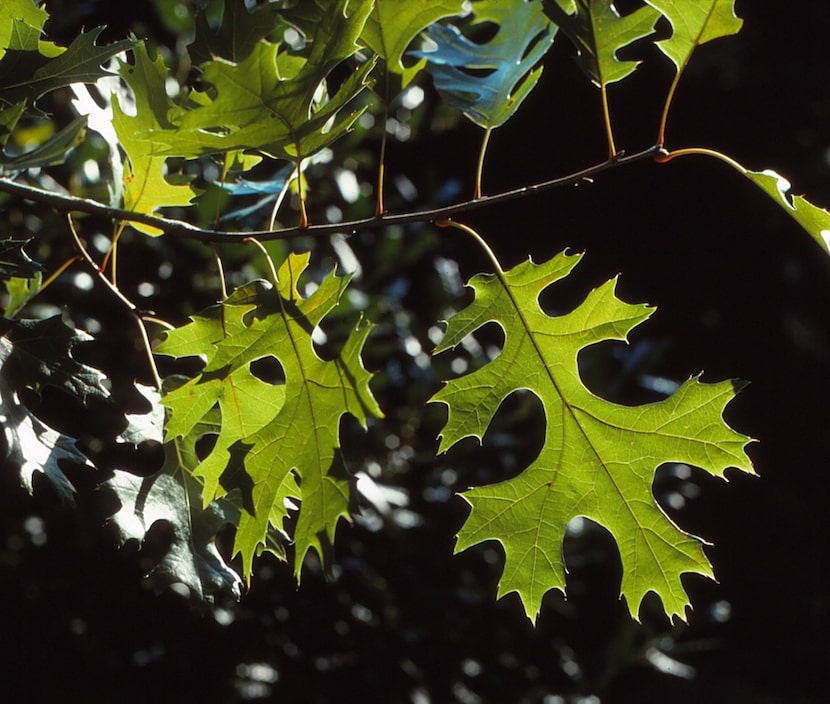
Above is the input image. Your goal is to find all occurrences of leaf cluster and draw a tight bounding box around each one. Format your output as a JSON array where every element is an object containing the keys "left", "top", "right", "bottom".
[{"left": 0, "top": 0, "right": 828, "bottom": 626}]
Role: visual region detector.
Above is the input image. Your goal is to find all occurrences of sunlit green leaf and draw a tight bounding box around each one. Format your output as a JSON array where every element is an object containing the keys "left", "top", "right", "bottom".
[
  {"left": 157, "top": 254, "right": 382, "bottom": 579},
  {"left": 432, "top": 250, "right": 754, "bottom": 622},
  {"left": 543, "top": 0, "right": 660, "bottom": 87},
  {"left": 0, "top": 0, "right": 48, "bottom": 58},
  {"left": 2, "top": 273, "right": 42, "bottom": 319},
  {"left": 112, "top": 42, "right": 195, "bottom": 234},
  {"left": 644, "top": 0, "right": 742, "bottom": 72},
  {"left": 144, "top": 0, "right": 374, "bottom": 163},
  {"left": 361, "top": 0, "right": 466, "bottom": 86},
  {"left": 745, "top": 168, "right": 830, "bottom": 255}
]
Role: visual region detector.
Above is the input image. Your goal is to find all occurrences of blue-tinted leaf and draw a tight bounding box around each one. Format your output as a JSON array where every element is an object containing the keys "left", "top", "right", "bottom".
[{"left": 411, "top": 0, "right": 557, "bottom": 128}]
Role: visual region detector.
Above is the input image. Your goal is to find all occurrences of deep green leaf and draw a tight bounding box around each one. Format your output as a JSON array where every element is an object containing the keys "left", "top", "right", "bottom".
[
  {"left": 190, "top": 0, "right": 285, "bottom": 64},
  {"left": 0, "top": 328, "right": 91, "bottom": 501},
  {"left": 432, "top": 250, "right": 754, "bottom": 622},
  {"left": 0, "top": 102, "right": 26, "bottom": 148},
  {"left": 0, "top": 316, "right": 109, "bottom": 402},
  {"left": 0, "top": 115, "right": 87, "bottom": 175},
  {"left": 543, "top": 0, "right": 660, "bottom": 87},
  {"left": 0, "top": 28, "right": 136, "bottom": 104},
  {"left": 118, "top": 383, "right": 166, "bottom": 447},
  {"left": 412, "top": 0, "right": 557, "bottom": 128}
]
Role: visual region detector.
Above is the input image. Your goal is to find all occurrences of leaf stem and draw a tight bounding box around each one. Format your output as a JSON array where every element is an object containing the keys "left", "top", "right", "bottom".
[
  {"left": 268, "top": 163, "right": 295, "bottom": 231},
  {"left": 212, "top": 245, "right": 228, "bottom": 300},
  {"left": 66, "top": 215, "right": 163, "bottom": 391},
  {"left": 600, "top": 84, "right": 617, "bottom": 157},
  {"left": 656, "top": 70, "right": 682, "bottom": 147},
  {"left": 100, "top": 220, "right": 126, "bottom": 284},
  {"left": 0, "top": 146, "right": 660, "bottom": 243},
  {"left": 475, "top": 127, "right": 493, "bottom": 200},
  {"left": 376, "top": 73, "right": 390, "bottom": 216},
  {"left": 296, "top": 157, "right": 309, "bottom": 229},
  {"left": 243, "top": 237, "right": 280, "bottom": 286},
  {"left": 436, "top": 219, "right": 503, "bottom": 274},
  {"left": 656, "top": 146, "right": 747, "bottom": 174}
]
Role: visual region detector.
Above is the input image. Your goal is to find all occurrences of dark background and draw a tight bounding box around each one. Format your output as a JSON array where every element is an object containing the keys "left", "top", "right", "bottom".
[{"left": 2, "top": 1, "right": 829, "bottom": 702}]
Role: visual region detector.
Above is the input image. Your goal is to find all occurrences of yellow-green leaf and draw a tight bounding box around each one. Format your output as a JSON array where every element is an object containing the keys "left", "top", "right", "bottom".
[
  {"left": 745, "top": 168, "right": 830, "bottom": 255},
  {"left": 157, "top": 254, "right": 382, "bottom": 579},
  {"left": 432, "top": 250, "right": 754, "bottom": 622},
  {"left": 111, "top": 42, "right": 194, "bottom": 234},
  {"left": 645, "top": 0, "right": 742, "bottom": 73}
]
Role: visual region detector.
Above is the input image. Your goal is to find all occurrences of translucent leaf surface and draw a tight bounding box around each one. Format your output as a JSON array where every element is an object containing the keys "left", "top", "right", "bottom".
[
  {"left": 645, "top": 0, "right": 742, "bottom": 72},
  {"left": 432, "top": 250, "right": 754, "bottom": 622},
  {"left": 157, "top": 254, "right": 382, "bottom": 578},
  {"left": 111, "top": 42, "right": 194, "bottom": 235},
  {"left": 144, "top": 0, "right": 375, "bottom": 162},
  {"left": 0, "top": 0, "right": 47, "bottom": 59},
  {"left": 412, "top": 0, "right": 557, "bottom": 128},
  {"left": 361, "top": 0, "right": 466, "bottom": 86},
  {"left": 543, "top": 0, "right": 660, "bottom": 87},
  {"left": 2, "top": 274, "right": 42, "bottom": 319},
  {"left": 745, "top": 168, "right": 830, "bottom": 255}
]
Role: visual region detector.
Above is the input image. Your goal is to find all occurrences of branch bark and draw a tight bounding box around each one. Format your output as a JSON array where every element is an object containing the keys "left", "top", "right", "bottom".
[{"left": 0, "top": 146, "right": 660, "bottom": 243}]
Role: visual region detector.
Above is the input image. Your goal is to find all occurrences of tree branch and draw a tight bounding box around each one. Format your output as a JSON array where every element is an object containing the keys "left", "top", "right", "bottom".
[{"left": 0, "top": 146, "right": 660, "bottom": 243}]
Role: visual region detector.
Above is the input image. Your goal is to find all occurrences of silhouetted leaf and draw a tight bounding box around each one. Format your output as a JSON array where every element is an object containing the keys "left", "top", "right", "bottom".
[
  {"left": 0, "top": 238, "right": 43, "bottom": 279},
  {"left": 0, "top": 316, "right": 109, "bottom": 402}
]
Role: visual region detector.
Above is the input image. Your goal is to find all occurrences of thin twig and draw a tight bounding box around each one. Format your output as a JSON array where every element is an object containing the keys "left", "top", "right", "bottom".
[
  {"left": 66, "top": 215, "right": 163, "bottom": 391},
  {"left": 0, "top": 146, "right": 660, "bottom": 243}
]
